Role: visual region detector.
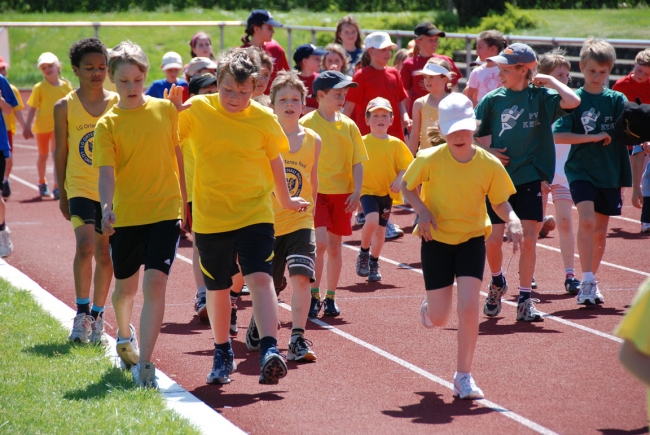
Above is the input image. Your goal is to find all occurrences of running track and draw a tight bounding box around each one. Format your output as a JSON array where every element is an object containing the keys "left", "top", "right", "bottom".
[{"left": 5, "top": 95, "right": 649, "bottom": 434}]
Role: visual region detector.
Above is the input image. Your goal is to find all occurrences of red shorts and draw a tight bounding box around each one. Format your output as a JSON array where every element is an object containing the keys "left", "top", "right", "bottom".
[{"left": 314, "top": 193, "right": 353, "bottom": 236}]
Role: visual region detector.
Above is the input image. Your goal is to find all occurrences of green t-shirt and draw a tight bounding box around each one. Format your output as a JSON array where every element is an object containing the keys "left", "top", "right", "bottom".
[
  {"left": 475, "top": 84, "right": 569, "bottom": 186},
  {"left": 553, "top": 87, "right": 632, "bottom": 188}
]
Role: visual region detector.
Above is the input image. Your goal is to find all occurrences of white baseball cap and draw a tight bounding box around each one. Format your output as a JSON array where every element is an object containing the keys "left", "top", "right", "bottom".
[
  {"left": 364, "top": 32, "right": 398, "bottom": 50},
  {"left": 37, "top": 52, "right": 59, "bottom": 67},
  {"left": 438, "top": 93, "right": 476, "bottom": 135},
  {"left": 161, "top": 51, "right": 183, "bottom": 71},
  {"left": 186, "top": 57, "right": 217, "bottom": 77},
  {"left": 413, "top": 62, "right": 452, "bottom": 79}
]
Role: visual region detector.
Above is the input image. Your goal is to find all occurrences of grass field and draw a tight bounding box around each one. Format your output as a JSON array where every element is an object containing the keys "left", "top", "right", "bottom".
[
  {"left": 1, "top": 7, "right": 649, "bottom": 86},
  {"left": 0, "top": 280, "right": 200, "bottom": 434}
]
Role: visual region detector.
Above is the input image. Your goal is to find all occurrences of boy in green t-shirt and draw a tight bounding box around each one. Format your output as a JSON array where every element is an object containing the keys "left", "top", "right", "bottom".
[
  {"left": 475, "top": 43, "right": 580, "bottom": 322},
  {"left": 553, "top": 38, "right": 632, "bottom": 307}
]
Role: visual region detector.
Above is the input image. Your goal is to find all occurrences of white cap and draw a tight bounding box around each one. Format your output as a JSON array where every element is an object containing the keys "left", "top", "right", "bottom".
[
  {"left": 37, "top": 52, "right": 59, "bottom": 67},
  {"left": 364, "top": 32, "right": 398, "bottom": 50},
  {"left": 438, "top": 93, "right": 476, "bottom": 136},
  {"left": 161, "top": 51, "right": 183, "bottom": 71},
  {"left": 413, "top": 62, "right": 452, "bottom": 79},
  {"left": 186, "top": 57, "right": 217, "bottom": 77}
]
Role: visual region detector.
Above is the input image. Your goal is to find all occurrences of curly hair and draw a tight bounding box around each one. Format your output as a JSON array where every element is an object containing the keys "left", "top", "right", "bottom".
[
  {"left": 216, "top": 47, "right": 260, "bottom": 87},
  {"left": 69, "top": 38, "right": 108, "bottom": 68}
]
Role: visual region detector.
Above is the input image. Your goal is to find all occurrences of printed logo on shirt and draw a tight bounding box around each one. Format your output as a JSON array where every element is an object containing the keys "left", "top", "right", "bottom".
[
  {"left": 286, "top": 167, "right": 303, "bottom": 197},
  {"left": 581, "top": 108, "right": 601, "bottom": 133},
  {"left": 499, "top": 105, "right": 525, "bottom": 137},
  {"left": 78, "top": 131, "right": 94, "bottom": 165}
]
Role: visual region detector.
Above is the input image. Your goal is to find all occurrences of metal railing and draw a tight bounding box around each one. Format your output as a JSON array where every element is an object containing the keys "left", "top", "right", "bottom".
[{"left": 1, "top": 20, "right": 648, "bottom": 79}]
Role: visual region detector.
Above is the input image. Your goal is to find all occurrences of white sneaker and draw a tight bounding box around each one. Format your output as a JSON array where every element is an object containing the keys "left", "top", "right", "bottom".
[
  {"left": 132, "top": 361, "right": 158, "bottom": 388},
  {"left": 419, "top": 297, "right": 434, "bottom": 328},
  {"left": 116, "top": 324, "right": 139, "bottom": 369},
  {"left": 355, "top": 212, "right": 366, "bottom": 226},
  {"left": 641, "top": 223, "right": 650, "bottom": 233},
  {"left": 89, "top": 315, "right": 107, "bottom": 345},
  {"left": 0, "top": 226, "right": 14, "bottom": 257},
  {"left": 453, "top": 372, "right": 484, "bottom": 400},
  {"left": 385, "top": 221, "right": 404, "bottom": 240},
  {"left": 576, "top": 281, "right": 604, "bottom": 305},
  {"left": 516, "top": 298, "right": 544, "bottom": 322},
  {"left": 68, "top": 313, "right": 92, "bottom": 343}
]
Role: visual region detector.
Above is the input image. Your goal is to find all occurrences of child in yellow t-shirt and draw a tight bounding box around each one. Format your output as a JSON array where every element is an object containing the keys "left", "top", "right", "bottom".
[
  {"left": 402, "top": 93, "right": 523, "bottom": 400},
  {"left": 0, "top": 57, "right": 27, "bottom": 198},
  {"left": 268, "top": 71, "right": 322, "bottom": 362},
  {"left": 53, "top": 38, "right": 118, "bottom": 345},
  {"left": 299, "top": 70, "right": 368, "bottom": 318},
  {"left": 94, "top": 41, "right": 186, "bottom": 389},
  {"left": 356, "top": 97, "right": 413, "bottom": 282},
  {"left": 177, "top": 48, "right": 308, "bottom": 386},
  {"left": 24, "top": 52, "right": 73, "bottom": 199},
  {"left": 616, "top": 278, "right": 650, "bottom": 424}
]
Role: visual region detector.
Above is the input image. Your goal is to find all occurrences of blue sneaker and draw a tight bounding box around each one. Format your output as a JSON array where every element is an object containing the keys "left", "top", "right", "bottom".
[
  {"left": 308, "top": 296, "right": 322, "bottom": 318},
  {"left": 259, "top": 347, "right": 287, "bottom": 385},
  {"left": 323, "top": 297, "right": 340, "bottom": 316},
  {"left": 206, "top": 347, "right": 237, "bottom": 384},
  {"left": 38, "top": 183, "right": 50, "bottom": 197},
  {"left": 52, "top": 187, "right": 59, "bottom": 200}
]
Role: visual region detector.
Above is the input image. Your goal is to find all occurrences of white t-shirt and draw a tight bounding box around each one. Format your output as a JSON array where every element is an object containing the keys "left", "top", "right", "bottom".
[{"left": 467, "top": 64, "right": 501, "bottom": 102}]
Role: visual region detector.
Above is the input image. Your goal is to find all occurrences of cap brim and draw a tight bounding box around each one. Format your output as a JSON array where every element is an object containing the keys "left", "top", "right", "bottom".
[
  {"left": 313, "top": 48, "right": 329, "bottom": 56},
  {"left": 332, "top": 81, "right": 358, "bottom": 89},
  {"left": 0, "top": 62, "right": 7, "bottom": 69},
  {"left": 367, "top": 106, "right": 393, "bottom": 113},
  {"left": 266, "top": 18, "right": 283, "bottom": 27},
  {"left": 413, "top": 70, "right": 452, "bottom": 79},
  {"left": 487, "top": 54, "right": 517, "bottom": 65},
  {"left": 162, "top": 63, "right": 183, "bottom": 71},
  {"left": 440, "top": 118, "right": 477, "bottom": 136}
]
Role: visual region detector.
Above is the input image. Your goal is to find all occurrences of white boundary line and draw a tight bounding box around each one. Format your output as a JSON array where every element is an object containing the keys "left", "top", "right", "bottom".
[
  {"left": 9, "top": 173, "right": 39, "bottom": 190},
  {"left": 12, "top": 143, "right": 38, "bottom": 150}
]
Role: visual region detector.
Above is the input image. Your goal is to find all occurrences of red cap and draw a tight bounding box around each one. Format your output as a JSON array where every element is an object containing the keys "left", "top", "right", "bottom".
[{"left": 0, "top": 56, "right": 8, "bottom": 69}]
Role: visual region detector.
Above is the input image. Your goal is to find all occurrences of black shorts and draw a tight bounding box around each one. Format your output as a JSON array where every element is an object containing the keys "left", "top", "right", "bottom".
[
  {"left": 186, "top": 201, "right": 193, "bottom": 232},
  {"left": 487, "top": 180, "right": 543, "bottom": 224},
  {"left": 360, "top": 194, "right": 393, "bottom": 227},
  {"left": 272, "top": 228, "right": 316, "bottom": 290},
  {"left": 570, "top": 180, "right": 622, "bottom": 216},
  {"left": 421, "top": 236, "right": 486, "bottom": 290},
  {"left": 69, "top": 197, "right": 103, "bottom": 234},
  {"left": 109, "top": 219, "right": 181, "bottom": 280},
  {"left": 195, "top": 223, "right": 274, "bottom": 291},
  {"left": 0, "top": 154, "right": 5, "bottom": 180}
]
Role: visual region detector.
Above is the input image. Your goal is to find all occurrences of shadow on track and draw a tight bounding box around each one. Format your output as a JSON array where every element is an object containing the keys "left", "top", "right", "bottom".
[{"left": 382, "top": 391, "right": 492, "bottom": 424}]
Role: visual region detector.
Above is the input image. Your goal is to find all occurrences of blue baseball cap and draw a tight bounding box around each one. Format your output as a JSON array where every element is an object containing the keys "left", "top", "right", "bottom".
[
  {"left": 488, "top": 43, "right": 537, "bottom": 65},
  {"left": 293, "top": 44, "right": 329, "bottom": 66},
  {"left": 246, "top": 10, "right": 283, "bottom": 27},
  {"left": 312, "top": 70, "right": 358, "bottom": 94}
]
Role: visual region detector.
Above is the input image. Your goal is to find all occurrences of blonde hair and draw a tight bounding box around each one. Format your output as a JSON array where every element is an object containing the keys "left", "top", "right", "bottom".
[
  {"left": 335, "top": 15, "right": 363, "bottom": 50},
  {"left": 426, "top": 125, "right": 446, "bottom": 147},
  {"left": 392, "top": 49, "right": 409, "bottom": 69},
  {"left": 269, "top": 70, "right": 307, "bottom": 105},
  {"left": 538, "top": 48, "right": 571, "bottom": 75},
  {"left": 635, "top": 48, "right": 650, "bottom": 66},
  {"left": 216, "top": 47, "right": 260, "bottom": 87},
  {"left": 580, "top": 37, "right": 616, "bottom": 70},
  {"left": 108, "top": 41, "right": 149, "bottom": 78},
  {"left": 426, "top": 57, "right": 455, "bottom": 93},
  {"left": 321, "top": 43, "right": 351, "bottom": 73}
]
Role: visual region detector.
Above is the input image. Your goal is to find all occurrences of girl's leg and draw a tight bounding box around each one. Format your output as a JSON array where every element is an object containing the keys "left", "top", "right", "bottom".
[
  {"left": 554, "top": 199, "right": 575, "bottom": 271},
  {"left": 424, "top": 286, "right": 454, "bottom": 327},
  {"left": 206, "top": 289, "right": 231, "bottom": 344},
  {"left": 139, "top": 268, "right": 168, "bottom": 362},
  {"left": 592, "top": 213, "right": 610, "bottom": 275},
  {"left": 92, "top": 232, "right": 113, "bottom": 308},
  {"left": 50, "top": 134, "right": 58, "bottom": 190},
  {"left": 112, "top": 270, "right": 140, "bottom": 340},
  {"left": 456, "top": 276, "right": 482, "bottom": 373},
  {"left": 35, "top": 133, "right": 49, "bottom": 185}
]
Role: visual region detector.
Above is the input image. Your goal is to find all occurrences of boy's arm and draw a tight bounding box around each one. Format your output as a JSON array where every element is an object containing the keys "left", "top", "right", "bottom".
[
  {"left": 408, "top": 100, "right": 423, "bottom": 155},
  {"left": 23, "top": 106, "right": 36, "bottom": 139},
  {"left": 399, "top": 99, "right": 411, "bottom": 134},
  {"left": 619, "top": 340, "right": 650, "bottom": 388},
  {"left": 491, "top": 201, "right": 523, "bottom": 253},
  {"left": 98, "top": 166, "right": 116, "bottom": 236},
  {"left": 310, "top": 134, "right": 321, "bottom": 216},
  {"left": 175, "top": 145, "right": 187, "bottom": 223},
  {"left": 53, "top": 98, "right": 70, "bottom": 220},
  {"left": 342, "top": 101, "right": 355, "bottom": 118},
  {"left": 553, "top": 131, "right": 612, "bottom": 146},
  {"left": 270, "top": 156, "right": 310, "bottom": 211},
  {"left": 0, "top": 90, "right": 12, "bottom": 115},
  {"left": 15, "top": 110, "right": 27, "bottom": 131},
  {"left": 390, "top": 169, "right": 406, "bottom": 193},
  {"left": 533, "top": 74, "right": 580, "bottom": 110},
  {"left": 345, "top": 162, "right": 363, "bottom": 213},
  {"left": 401, "top": 180, "right": 437, "bottom": 241},
  {"left": 631, "top": 148, "right": 645, "bottom": 209},
  {"left": 463, "top": 86, "right": 478, "bottom": 107}
]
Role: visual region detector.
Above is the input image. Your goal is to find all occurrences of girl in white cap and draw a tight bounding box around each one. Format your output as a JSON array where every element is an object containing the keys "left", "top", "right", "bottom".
[{"left": 402, "top": 92, "right": 523, "bottom": 400}]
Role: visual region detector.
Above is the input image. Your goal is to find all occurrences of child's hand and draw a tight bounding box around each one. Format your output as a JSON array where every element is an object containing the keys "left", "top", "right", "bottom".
[
  {"left": 344, "top": 191, "right": 361, "bottom": 213},
  {"left": 416, "top": 208, "right": 437, "bottom": 242},
  {"left": 287, "top": 196, "right": 310, "bottom": 212},
  {"left": 541, "top": 181, "right": 551, "bottom": 194},
  {"left": 101, "top": 211, "right": 116, "bottom": 236},
  {"left": 488, "top": 147, "right": 509, "bottom": 165},
  {"left": 632, "top": 187, "right": 643, "bottom": 209},
  {"left": 532, "top": 73, "right": 554, "bottom": 87},
  {"left": 23, "top": 127, "right": 34, "bottom": 140},
  {"left": 506, "top": 218, "right": 523, "bottom": 254},
  {"left": 595, "top": 132, "right": 612, "bottom": 146},
  {"left": 164, "top": 84, "right": 192, "bottom": 112},
  {"left": 58, "top": 193, "right": 70, "bottom": 221},
  {"left": 390, "top": 177, "right": 402, "bottom": 193}
]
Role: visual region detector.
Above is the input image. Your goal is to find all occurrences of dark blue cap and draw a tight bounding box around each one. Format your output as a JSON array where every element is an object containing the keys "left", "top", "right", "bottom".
[
  {"left": 312, "top": 70, "right": 358, "bottom": 94},
  {"left": 293, "top": 44, "right": 329, "bottom": 66},
  {"left": 247, "top": 10, "right": 283, "bottom": 27}
]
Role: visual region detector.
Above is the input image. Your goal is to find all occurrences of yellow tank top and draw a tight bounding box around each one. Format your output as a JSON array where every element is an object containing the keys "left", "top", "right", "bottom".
[
  {"left": 272, "top": 127, "right": 317, "bottom": 237},
  {"left": 65, "top": 91, "right": 119, "bottom": 201},
  {"left": 419, "top": 102, "right": 439, "bottom": 151}
]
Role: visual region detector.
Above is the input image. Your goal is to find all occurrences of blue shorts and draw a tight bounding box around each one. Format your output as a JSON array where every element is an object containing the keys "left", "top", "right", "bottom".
[
  {"left": 570, "top": 180, "right": 622, "bottom": 216},
  {"left": 360, "top": 194, "right": 392, "bottom": 227}
]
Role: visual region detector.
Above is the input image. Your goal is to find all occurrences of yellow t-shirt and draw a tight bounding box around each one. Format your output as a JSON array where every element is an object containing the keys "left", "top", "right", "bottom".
[
  {"left": 299, "top": 111, "right": 367, "bottom": 194},
  {"left": 179, "top": 95, "right": 289, "bottom": 234},
  {"left": 272, "top": 127, "right": 317, "bottom": 237},
  {"left": 418, "top": 102, "right": 439, "bottom": 151},
  {"left": 2, "top": 85, "right": 24, "bottom": 133},
  {"left": 403, "top": 144, "right": 515, "bottom": 245},
  {"left": 93, "top": 98, "right": 182, "bottom": 227},
  {"left": 27, "top": 79, "right": 73, "bottom": 133},
  {"left": 361, "top": 134, "right": 414, "bottom": 204},
  {"left": 615, "top": 278, "right": 650, "bottom": 423},
  {"left": 179, "top": 137, "right": 195, "bottom": 203},
  {"left": 64, "top": 90, "right": 119, "bottom": 201}
]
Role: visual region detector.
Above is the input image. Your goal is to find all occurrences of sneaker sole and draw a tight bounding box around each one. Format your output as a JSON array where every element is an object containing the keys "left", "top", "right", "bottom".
[
  {"left": 323, "top": 310, "right": 340, "bottom": 317},
  {"left": 259, "top": 355, "right": 287, "bottom": 385},
  {"left": 368, "top": 276, "right": 381, "bottom": 282},
  {"left": 453, "top": 387, "right": 484, "bottom": 400},
  {"left": 356, "top": 270, "right": 370, "bottom": 277},
  {"left": 116, "top": 347, "right": 139, "bottom": 369},
  {"left": 577, "top": 298, "right": 605, "bottom": 306},
  {"left": 286, "top": 351, "right": 317, "bottom": 362}
]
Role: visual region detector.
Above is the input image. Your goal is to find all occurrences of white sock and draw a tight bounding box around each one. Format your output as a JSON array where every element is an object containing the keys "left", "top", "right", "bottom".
[{"left": 582, "top": 272, "right": 595, "bottom": 282}]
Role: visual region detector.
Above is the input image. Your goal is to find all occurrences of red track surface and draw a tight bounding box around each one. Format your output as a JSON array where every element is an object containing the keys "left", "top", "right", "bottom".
[{"left": 5, "top": 92, "right": 649, "bottom": 434}]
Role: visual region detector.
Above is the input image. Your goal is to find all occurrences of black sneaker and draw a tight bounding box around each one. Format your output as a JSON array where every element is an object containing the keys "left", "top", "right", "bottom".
[
  {"left": 308, "top": 296, "right": 322, "bottom": 318},
  {"left": 287, "top": 335, "right": 316, "bottom": 362},
  {"left": 483, "top": 277, "right": 508, "bottom": 317},
  {"left": 1, "top": 180, "right": 10, "bottom": 198},
  {"left": 259, "top": 347, "right": 287, "bottom": 385},
  {"left": 229, "top": 303, "right": 238, "bottom": 336},
  {"left": 368, "top": 259, "right": 381, "bottom": 282},
  {"left": 356, "top": 250, "right": 370, "bottom": 277},
  {"left": 564, "top": 277, "right": 580, "bottom": 295},
  {"left": 245, "top": 315, "right": 260, "bottom": 351},
  {"left": 323, "top": 297, "right": 340, "bottom": 316}
]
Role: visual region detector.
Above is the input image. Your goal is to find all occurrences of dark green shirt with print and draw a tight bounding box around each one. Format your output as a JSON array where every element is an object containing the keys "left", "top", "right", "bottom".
[
  {"left": 475, "top": 84, "right": 570, "bottom": 186},
  {"left": 553, "top": 87, "right": 631, "bottom": 188}
]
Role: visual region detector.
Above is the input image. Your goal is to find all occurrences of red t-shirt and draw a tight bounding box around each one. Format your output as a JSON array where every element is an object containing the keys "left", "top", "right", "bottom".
[
  {"left": 300, "top": 72, "right": 319, "bottom": 110},
  {"left": 613, "top": 73, "right": 650, "bottom": 104},
  {"left": 346, "top": 66, "right": 409, "bottom": 141},
  {"left": 242, "top": 39, "right": 290, "bottom": 95},
  {"left": 400, "top": 54, "right": 462, "bottom": 116}
]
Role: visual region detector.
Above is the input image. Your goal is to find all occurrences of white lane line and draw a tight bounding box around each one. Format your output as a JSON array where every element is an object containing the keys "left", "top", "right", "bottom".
[
  {"left": 12, "top": 143, "right": 37, "bottom": 150},
  {"left": 341, "top": 243, "right": 624, "bottom": 344},
  {"left": 536, "top": 243, "right": 649, "bottom": 277},
  {"left": 9, "top": 173, "right": 40, "bottom": 190},
  {"left": 0, "top": 259, "right": 244, "bottom": 435},
  {"left": 279, "top": 301, "right": 559, "bottom": 435}
]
